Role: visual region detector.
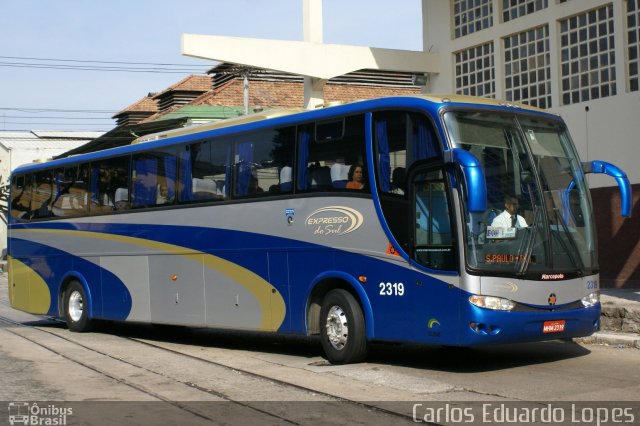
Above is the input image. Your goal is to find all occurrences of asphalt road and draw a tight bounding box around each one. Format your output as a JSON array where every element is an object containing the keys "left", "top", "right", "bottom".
[{"left": 1, "top": 273, "right": 639, "bottom": 425}]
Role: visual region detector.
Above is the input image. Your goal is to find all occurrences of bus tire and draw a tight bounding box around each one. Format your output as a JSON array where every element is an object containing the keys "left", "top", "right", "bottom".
[
  {"left": 320, "top": 289, "right": 368, "bottom": 364},
  {"left": 64, "top": 281, "right": 92, "bottom": 332}
]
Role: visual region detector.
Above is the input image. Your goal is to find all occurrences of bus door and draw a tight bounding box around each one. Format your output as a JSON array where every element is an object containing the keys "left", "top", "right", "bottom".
[
  {"left": 409, "top": 165, "right": 456, "bottom": 272},
  {"left": 407, "top": 163, "right": 461, "bottom": 342}
]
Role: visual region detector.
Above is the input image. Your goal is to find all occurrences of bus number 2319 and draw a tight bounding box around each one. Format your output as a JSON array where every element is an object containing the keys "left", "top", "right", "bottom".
[{"left": 379, "top": 282, "right": 405, "bottom": 296}]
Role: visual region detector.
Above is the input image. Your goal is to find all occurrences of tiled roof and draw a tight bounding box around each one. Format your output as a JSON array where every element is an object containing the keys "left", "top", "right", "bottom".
[
  {"left": 112, "top": 95, "right": 158, "bottom": 117},
  {"left": 153, "top": 75, "right": 212, "bottom": 99},
  {"left": 141, "top": 76, "right": 421, "bottom": 123},
  {"left": 190, "top": 79, "right": 304, "bottom": 109}
]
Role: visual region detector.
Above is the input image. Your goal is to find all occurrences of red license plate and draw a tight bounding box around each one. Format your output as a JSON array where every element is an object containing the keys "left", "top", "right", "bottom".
[{"left": 543, "top": 320, "right": 566, "bottom": 333}]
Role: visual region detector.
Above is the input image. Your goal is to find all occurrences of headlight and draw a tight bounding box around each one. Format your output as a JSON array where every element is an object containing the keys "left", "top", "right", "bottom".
[
  {"left": 581, "top": 291, "right": 599, "bottom": 308},
  {"left": 469, "top": 295, "right": 516, "bottom": 311}
]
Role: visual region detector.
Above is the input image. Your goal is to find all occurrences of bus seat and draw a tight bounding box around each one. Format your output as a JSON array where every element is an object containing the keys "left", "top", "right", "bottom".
[
  {"left": 61, "top": 196, "right": 72, "bottom": 210},
  {"left": 280, "top": 166, "right": 292, "bottom": 192},
  {"left": 192, "top": 178, "right": 217, "bottom": 197},
  {"left": 331, "top": 163, "right": 350, "bottom": 188},
  {"left": 310, "top": 166, "right": 331, "bottom": 189},
  {"left": 215, "top": 180, "right": 226, "bottom": 196},
  {"left": 114, "top": 188, "right": 129, "bottom": 210},
  {"left": 115, "top": 188, "right": 128, "bottom": 202}
]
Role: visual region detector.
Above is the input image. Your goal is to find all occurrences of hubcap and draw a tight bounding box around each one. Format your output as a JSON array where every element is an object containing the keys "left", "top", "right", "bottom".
[
  {"left": 68, "top": 291, "right": 84, "bottom": 322},
  {"left": 325, "top": 305, "right": 348, "bottom": 350}
]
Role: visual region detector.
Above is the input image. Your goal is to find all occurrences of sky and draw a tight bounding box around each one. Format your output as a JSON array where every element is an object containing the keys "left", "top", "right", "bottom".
[{"left": 0, "top": 0, "right": 422, "bottom": 132}]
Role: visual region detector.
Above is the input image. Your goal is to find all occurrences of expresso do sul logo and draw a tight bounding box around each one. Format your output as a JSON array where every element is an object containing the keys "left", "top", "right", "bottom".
[{"left": 305, "top": 206, "right": 364, "bottom": 236}]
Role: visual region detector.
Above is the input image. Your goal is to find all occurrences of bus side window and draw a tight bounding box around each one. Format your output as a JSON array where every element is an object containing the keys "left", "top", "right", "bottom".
[
  {"left": 31, "top": 170, "right": 54, "bottom": 219},
  {"left": 298, "top": 115, "right": 366, "bottom": 192},
  {"left": 52, "top": 165, "right": 89, "bottom": 217},
  {"left": 375, "top": 111, "right": 440, "bottom": 195},
  {"left": 375, "top": 111, "right": 441, "bottom": 255},
  {"left": 10, "top": 175, "right": 29, "bottom": 222},
  {"left": 132, "top": 150, "right": 177, "bottom": 208},
  {"left": 90, "top": 157, "right": 131, "bottom": 213},
  {"left": 234, "top": 126, "right": 295, "bottom": 198},
  {"left": 181, "top": 139, "right": 229, "bottom": 203}
]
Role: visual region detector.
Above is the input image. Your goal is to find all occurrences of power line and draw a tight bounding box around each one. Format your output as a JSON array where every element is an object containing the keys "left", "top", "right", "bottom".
[
  {"left": 1, "top": 115, "right": 113, "bottom": 120},
  {"left": 1, "top": 121, "right": 110, "bottom": 126},
  {"left": 0, "top": 62, "right": 205, "bottom": 74},
  {"left": 0, "top": 55, "right": 212, "bottom": 74},
  {"left": 0, "top": 55, "right": 212, "bottom": 67},
  {"left": 0, "top": 107, "right": 116, "bottom": 114}
]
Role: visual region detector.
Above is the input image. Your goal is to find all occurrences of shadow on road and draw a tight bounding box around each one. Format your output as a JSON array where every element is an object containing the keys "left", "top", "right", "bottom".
[{"left": 24, "top": 317, "right": 592, "bottom": 373}]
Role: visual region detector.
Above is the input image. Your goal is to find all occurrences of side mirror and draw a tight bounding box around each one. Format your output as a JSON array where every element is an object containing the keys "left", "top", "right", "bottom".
[
  {"left": 444, "top": 148, "right": 487, "bottom": 212},
  {"left": 583, "top": 160, "right": 632, "bottom": 218}
]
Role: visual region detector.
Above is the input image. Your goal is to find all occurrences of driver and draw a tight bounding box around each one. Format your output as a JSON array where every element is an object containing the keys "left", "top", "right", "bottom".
[{"left": 491, "top": 195, "right": 528, "bottom": 228}]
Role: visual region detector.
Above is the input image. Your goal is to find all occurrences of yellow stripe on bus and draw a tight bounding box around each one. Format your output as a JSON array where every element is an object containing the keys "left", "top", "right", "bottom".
[
  {"left": 13, "top": 229, "right": 286, "bottom": 331},
  {"left": 7, "top": 256, "right": 51, "bottom": 315}
]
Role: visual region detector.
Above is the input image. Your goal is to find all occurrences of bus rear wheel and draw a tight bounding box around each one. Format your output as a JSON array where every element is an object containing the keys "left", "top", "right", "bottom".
[
  {"left": 64, "top": 281, "right": 92, "bottom": 332},
  {"left": 320, "top": 289, "right": 367, "bottom": 364}
]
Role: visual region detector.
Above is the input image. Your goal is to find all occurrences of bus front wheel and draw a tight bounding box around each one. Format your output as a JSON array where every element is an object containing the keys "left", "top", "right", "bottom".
[
  {"left": 64, "top": 281, "right": 92, "bottom": 332},
  {"left": 320, "top": 289, "right": 368, "bottom": 364}
]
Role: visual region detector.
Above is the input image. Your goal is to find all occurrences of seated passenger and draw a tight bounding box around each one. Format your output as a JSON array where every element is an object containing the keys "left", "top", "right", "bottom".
[
  {"left": 491, "top": 195, "right": 527, "bottom": 228},
  {"left": 391, "top": 167, "right": 406, "bottom": 195},
  {"left": 345, "top": 164, "right": 365, "bottom": 190},
  {"left": 249, "top": 176, "right": 263, "bottom": 194},
  {"left": 156, "top": 185, "right": 173, "bottom": 204}
]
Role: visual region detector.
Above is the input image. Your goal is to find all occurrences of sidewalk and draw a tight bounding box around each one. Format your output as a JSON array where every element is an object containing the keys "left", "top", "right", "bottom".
[{"left": 577, "top": 289, "right": 640, "bottom": 349}]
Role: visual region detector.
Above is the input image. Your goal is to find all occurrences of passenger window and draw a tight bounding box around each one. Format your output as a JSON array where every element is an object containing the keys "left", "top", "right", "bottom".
[
  {"left": 30, "top": 170, "right": 54, "bottom": 219},
  {"left": 10, "top": 175, "right": 29, "bottom": 222},
  {"left": 181, "top": 139, "right": 229, "bottom": 203},
  {"left": 90, "top": 157, "right": 131, "bottom": 213},
  {"left": 375, "top": 111, "right": 440, "bottom": 197},
  {"left": 52, "top": 165, "right": 89, "bottom": 217},
  {"left": 234, "top": 126, "right": 295, "bottom": 198},
  {"left": 132, "top": 150, "right": 177, "bottom": 208},
  {"left": 298, "top": 115, "right": 366, "bottom": 192},
  {"left": 375, "top": 112, "right": 441, "bottom": 254}
]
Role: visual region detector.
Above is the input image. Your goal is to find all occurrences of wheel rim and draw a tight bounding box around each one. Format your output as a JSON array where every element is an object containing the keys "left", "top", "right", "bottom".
[
  {"left": 325, "top": 305, "right": 348, "bottom": 350},
  {"left": 68, "top": 290, "right": 84, "bottom": 322}
]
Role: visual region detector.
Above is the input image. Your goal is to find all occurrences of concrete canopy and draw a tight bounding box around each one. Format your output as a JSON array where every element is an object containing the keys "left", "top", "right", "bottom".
[{"left": 181, "top": 34, "right": 440, "bottom": 81}]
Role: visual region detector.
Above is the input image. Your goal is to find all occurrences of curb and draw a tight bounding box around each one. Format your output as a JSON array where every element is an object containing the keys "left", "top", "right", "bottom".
[{"left": 576, "top": 331, "right": 640, "bottom": 349}]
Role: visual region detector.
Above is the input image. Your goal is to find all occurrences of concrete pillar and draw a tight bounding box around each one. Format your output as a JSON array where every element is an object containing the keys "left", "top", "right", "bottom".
[
  {"left": 303, "top": 0, "right": 326, "bottom": 108},
  {"left": 304, "top": 77, "right": 326, "bottom": 109},
  {"left": 303, "top": 0, "right": 323, "bottom": 43}
]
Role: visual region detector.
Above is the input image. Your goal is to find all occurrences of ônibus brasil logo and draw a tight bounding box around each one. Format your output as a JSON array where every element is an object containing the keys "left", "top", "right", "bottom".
[{"left": 305, "top": 206, "right": 364, "bottom": 236}]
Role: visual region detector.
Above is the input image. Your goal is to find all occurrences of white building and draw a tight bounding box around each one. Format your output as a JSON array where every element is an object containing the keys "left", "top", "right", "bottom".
[
  {"left": 0, "top": 130, "right": 103, "bottom": 252},
  {"left": 423, "top": 0, "right": 639, "bottom": 189},
  {"left": 0, "top": 131, "right": 102, "bottom": 186},
  {"left": 422, "top": 0, "right": 639, "bottom": 287}
]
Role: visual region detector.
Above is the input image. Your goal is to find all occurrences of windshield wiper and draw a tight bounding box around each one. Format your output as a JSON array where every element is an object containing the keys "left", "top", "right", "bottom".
[
  {"left": 517, "top": 205, "right": 541, "bottom": 276},
  {"left": 551, "top": 207, "right": 585, "bottom": 273}
]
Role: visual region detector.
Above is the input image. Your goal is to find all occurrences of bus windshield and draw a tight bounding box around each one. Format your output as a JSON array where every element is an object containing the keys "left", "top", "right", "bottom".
[{"left": 444, "top": 110, "right": 597, "bottom": 278}]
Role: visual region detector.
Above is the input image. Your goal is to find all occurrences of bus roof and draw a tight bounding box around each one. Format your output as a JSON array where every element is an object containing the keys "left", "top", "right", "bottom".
[
  {"left": 11, "top": 94, "right": 558, "bottom": 175},
  {"left": 129, "top": 94, "right": 553, "bottom": 144},
  {"left": 131, "top": 108, "right": 306, "bottom": 144}
]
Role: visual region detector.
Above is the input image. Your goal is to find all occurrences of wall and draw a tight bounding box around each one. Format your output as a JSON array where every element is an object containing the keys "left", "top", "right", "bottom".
[{"left": 592, "top": 184, "right": 640, "bottom": 288}]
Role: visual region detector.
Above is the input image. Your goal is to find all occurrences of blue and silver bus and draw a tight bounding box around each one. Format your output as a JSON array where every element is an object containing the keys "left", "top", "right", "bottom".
[{"left": 7, "top": 95, "right": 632, "bottom": 364}]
